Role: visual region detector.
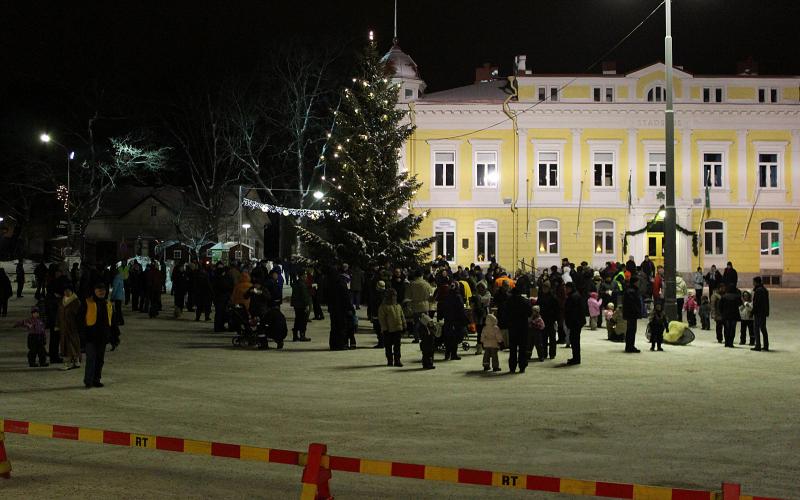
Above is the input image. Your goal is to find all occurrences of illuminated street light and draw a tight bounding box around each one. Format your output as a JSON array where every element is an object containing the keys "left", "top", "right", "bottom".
[
  {"left": 313, "top": 190, "right": 324, "bottom": 200},
  {"left": 40, "top": 133, "right": 51, "bottom": 143}
]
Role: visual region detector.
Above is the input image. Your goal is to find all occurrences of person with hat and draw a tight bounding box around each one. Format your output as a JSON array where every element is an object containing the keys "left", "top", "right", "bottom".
[
  {"left": 80, "top": 282, "right": 115, "bottom": 388},
  {"left": 58, "top": 286, "right": 82, "bottom": 370},
  {"left": 15, "top": 306, "right": 48, "bottom": 367}
]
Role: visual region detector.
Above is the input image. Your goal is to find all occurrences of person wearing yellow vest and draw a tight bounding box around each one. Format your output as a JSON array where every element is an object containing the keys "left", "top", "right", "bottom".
[{"left": 80, "top": 282, "right": 115, "bottom": 389}]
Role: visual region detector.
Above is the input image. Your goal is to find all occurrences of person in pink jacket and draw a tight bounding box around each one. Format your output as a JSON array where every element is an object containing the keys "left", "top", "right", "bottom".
[
  {"left": 587, "top": 291, "right": 602, "bottom": 330},
  {"left": 481, "top": 313, "right": 504, "bottom": 372}
]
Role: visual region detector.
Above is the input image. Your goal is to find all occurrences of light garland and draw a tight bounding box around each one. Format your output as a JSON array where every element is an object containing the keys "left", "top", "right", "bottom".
[
  {"left": 56, "top": 184, "right": 69, "bottom": 212},
  {"left": 242, "top": 198, "right": 341, "bottom": 220}
]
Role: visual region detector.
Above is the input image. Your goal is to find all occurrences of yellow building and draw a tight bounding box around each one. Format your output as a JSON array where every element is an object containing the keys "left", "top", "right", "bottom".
[{"left": 384, "top": 45, "right": 800, "bottom": 286}]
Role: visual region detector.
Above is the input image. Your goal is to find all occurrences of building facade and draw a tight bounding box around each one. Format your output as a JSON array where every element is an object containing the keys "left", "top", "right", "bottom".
[{"left": 386, "top": 45, "right": 800, "bottom": 285}]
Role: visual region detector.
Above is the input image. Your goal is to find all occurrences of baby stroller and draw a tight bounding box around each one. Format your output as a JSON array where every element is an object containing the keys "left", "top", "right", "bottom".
[{"left": 230, "top": 304, "right": 286, "bottom": 350}]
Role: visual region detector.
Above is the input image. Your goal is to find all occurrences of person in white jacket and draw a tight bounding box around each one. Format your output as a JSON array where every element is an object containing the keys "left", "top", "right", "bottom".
[{"left": 481, "top": 313, "right": 504, "bottom": 372}]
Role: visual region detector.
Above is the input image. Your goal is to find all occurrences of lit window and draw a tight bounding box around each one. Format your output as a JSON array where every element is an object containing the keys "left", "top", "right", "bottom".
[
  {"left": 703, "top": 153, "right": 724, "bottom": 188},
  {"left": 537, "top": 151, "right": 559, "bottom": 187},
  {"left": 704, "top": 220, "right": 725, "bottom": 256},
  {"left": 434, "top": 219, "right": 456, "bottom": 262},
  {"left": 647, "top": 152, "right": 666, "bottom": 187},
  {"left": 475, "top": 151, "right": 498, "bottom": 188},
  {"left": 760, "top": 221, "right": 780, "bottom": 256},
  {"left": 235, "top": 250, "right": 243, "bottom": 260},
  {"left": 592, "top": 152, "right": 615, "bottom": 187},
  {"left": 537, "top": 219, "right": 559, "bottom": 255},
  {"left": 758, "top": 153, "right": 779, "bottom": 189},
  {"left": 475, "top": 220, "right": 497, "bottom": 262},
  {"left": 594, "top": 220, "right": 615, "bottom": 255},
  {"left": 434, "top": 152, "right": 455, "bottom": 187}
]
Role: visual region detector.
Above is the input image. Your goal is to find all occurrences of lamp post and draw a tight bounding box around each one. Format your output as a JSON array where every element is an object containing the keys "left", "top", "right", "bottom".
[
  {"left": 40, "top": 133, "right": 75, "bottom": 235},
  {"left": 242, "top": 223, "right": 251, "bottom": 247},
  {"left": 663, "top": 0, "right": 677, "bottom": 320}
]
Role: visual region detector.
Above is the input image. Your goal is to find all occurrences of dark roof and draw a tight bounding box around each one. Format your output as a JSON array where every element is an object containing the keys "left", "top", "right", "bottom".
[
  {"left": 422, "top": 79, "right": 513, "bottom": 103},
  {"left": 96, "top": 185, "right": 241, "bottom": 218}
]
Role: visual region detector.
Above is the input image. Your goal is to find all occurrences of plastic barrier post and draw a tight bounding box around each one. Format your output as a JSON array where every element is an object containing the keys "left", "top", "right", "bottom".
[
  {"left": 299, "top": 443, "right": 332, "bottom": 500},
  {"left": 721, "top": 482, "right": 740, "bottom": 500},
  {"left": 0, "top": 431, "right": 11, "bottom": 479}
]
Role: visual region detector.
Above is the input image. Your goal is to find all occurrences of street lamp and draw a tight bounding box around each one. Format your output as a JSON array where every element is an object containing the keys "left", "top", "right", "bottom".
[
  {"left": 242, "top": 223, "right": 251, "bottom": 246},
  {"left": 39, "top": 133, "right": 75, "bottom": 235},
  {"left": 663, "top": 0, "right": 677, "bottom": 320},
  {"left": 313, "top": 190, "right": 324, "bottom": 200}
]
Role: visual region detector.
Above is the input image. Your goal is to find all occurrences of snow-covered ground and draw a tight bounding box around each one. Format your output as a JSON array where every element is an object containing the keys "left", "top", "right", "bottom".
[{"left": 0, "top": 285, "right": 797, "bottom": 499}]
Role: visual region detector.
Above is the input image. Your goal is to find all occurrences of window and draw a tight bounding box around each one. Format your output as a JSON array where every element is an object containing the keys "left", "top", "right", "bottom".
[
  {"left": 537, "top": 151, "right": 559, "bottom": 187},
  {"left": 647, "top": 86, "right": 665, "bottom": 102},
  {"left": 538, "top": 87, "right": 546, "bottom": 102},
  {"left": 758, "top": 153, "right": 779, "bottom": 188},
  {"left": 647, "top": 152, "right": 666, "bottom": 187},
  {"left": 703, "top": 153, "right": 724, "bottom": 188},
  {"left": 434, "top": 151, "right": 455, "bottom": 187},
  {"left": 206, "top": 249, "right": 212, "bottom": 257},
  {"left": 592, "top": 152, "right": 615, "bottom": 187},
  {"left": 592, "top": 87, "right": 614, "bottom": 102},
  {"left": 704, "top": 221, "right": 725, "bottom": 256},
  {"left": 537, "top": 219, "right": 559, "bottom": 255},
  {"left": 150, "top": 205, "right": 158, "bottom": 217},
  {"left": 758, "top": 87, "right": 778, "bottom": 103},
  {"left": 173, "top": 250, "right": 182, "bottom": 260},
  {"left": 234, "top": 250, "right": 243, "bottom": 260},
  {"left": 550, "top": 87, "right": 559, "bottom": 102},
  {"left": 474, "top": 151, "right": 498, "bottom": 188},
  {"left": 475, "top": 220, "right": 497, "bottom": 262},
  {"left": 404, "top": 88, "right": 413, "bottom": 99},
  {"left": 703, "top": 87, "right": 723, "bottom": 103},
  {"left": 433, "top": 219, "right": 456, "bottom": 262},
  {"left": 760, "top": 221, "right": 780, "bottom": 256},
  {"left": 594, "top": 220, "right": 615, "bottom": 255}
]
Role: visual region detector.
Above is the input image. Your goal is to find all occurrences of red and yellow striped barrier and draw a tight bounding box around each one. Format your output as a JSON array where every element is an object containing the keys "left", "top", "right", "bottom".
[{"left": 1, "top": 418, "right": 782, "bottom": 500}]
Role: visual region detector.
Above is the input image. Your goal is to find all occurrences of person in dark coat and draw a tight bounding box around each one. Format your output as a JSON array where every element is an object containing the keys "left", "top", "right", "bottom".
[
  {"left": 0, "top": 269, "right": 12, "bottom": 316},
  {"left": 34, "top": 261, "right": 47, "bottom": 299},
  {"left": 326, "top": 269, "right": 350, "bottom": 350},
  {"left": 622, "top": 278, "right": 642, "bottom": 353},
  {"left": 751, "top": 276, "right": 770, "bottom": 351},
  {"left": 536, "top": 281, "right": 559, "bottom": 360},
  {"left": 80, "top": 283, "right": 115, "bottom": 388},
  {"left": 719, "top": 285, "right": 742, "bottom": 348},
  {"left": 311, "top": 267, "right": 325, "bottom": 320},
  {"left": 211, "top": 264, "right": 233, "bottom": 332},
  {"left": 564, "top": 281, "right": 586, "bottom": 365},
  {"left": 704, "top": 265, "right": 722, "bottom": 296},
  {"left": 145, "top": 264, "right": 163, "bottom": 318},
  {"left": 505, "top": 286, "right": 533, "bottom": 373},
  {"left": 265, "top": 270, "right": 283, "bottom": 309},
  {"left": 722, "top": 261, "right": 738, "bottom": 289},
  {"left": 192, "top": 266, "right": 213, "bottom": 321},
  {"left": 290, "top": 275, "right": 311, "bottom": 341},
  {"left": 439, "top": 282, "right": 467, "bottom": 361},
  {"left": 15, "top": 259, "right": 26, "bottom": 298},
  {"left": 172, "top": 264, "right": 187, "bottom": 318}
]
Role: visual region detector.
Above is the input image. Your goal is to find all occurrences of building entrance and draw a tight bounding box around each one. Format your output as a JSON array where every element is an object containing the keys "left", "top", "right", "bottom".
[{"left": 646, "top": 232, "right": 664, "bottom": 268}]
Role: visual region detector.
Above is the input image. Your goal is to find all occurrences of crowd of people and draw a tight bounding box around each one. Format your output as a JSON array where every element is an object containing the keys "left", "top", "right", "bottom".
[{"left": 7, "top": 252, "right": 773, "bottom": 385}]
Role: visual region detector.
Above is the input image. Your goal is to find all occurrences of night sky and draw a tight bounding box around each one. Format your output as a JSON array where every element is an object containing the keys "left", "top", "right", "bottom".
[{"left": 2, "top": 0, "right": 798, "bottom": 146}]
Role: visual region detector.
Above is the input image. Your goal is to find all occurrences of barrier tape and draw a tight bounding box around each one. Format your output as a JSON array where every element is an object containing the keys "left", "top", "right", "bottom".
[{"left": 1, "top": 419, "right": 782, "bottom": 500}]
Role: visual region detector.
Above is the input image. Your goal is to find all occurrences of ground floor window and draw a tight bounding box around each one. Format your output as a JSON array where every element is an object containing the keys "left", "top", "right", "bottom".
[
  {"left": 538, "top": 219, "right": 559, "bottom": 255},
  {"left": 760, "top": 221, "right": 780, "bottom": 255},
  {"left": 433, "top": 219, "right": 456, "bottom": 262},
  {"left": 475, "top": 219, "right": 497, "bottom": 262},
  {"left": 594, "top": 220, "right": 614, "bottom": 255},
  {"left": 704, "top": 220, "right": 724, "bottom": 256}
]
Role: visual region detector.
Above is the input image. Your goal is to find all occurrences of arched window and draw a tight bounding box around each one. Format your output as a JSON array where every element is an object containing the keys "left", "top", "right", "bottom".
[
  {"left": 647, "top": 85, "right": 666, "bottom": 102},
  {"left": 704, "top": 220, "right": 725, "bottom": 256},
  {"left": 475, "top": 219, "right": 498, "bottom": 262},
  {"left": 537, "top": 219, "right": 559, "bottom": 255},
  {"left": 594, "top": 220, "right": 615, "bottom": 255},
  {"left": 433, "top": 219, "right": 456, "bottom": 262},
  {"left": 760, "top": 221, "right": 781, "bottom": 255}
]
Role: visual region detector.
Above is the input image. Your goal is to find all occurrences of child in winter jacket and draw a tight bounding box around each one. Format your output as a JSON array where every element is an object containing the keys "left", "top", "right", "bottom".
[
  {"left": 699, "top": 295, "right": 711, "bottom": 330},
  {"left": 481, "top": 313, "right": 504, "bottom": 372},
  {"left": 529, "top": 305, "right": 546, "bottom": 361},
  {"left": 418, "top": 313, "right": 438, "bottom": 370},
  {"left": 683, "top": 290, "right": 699, "bottom": 327},
  {"left": 739, "top": 291, "right": 754, "bottom": 346},
  {"left": 378, "top": 288, "right": 406, "bottom": 367},
  {"left": 604, "top": 303, "right": 616, "bottom": 337},
  {"left": 648, "top": 302, "right": 668, "bottom": 351},
  {"left": 16, "top": 306, "right": 48, "bottom": 367},
  {"left": 587, "top": 292, "right": 602, "bottom": 330},
  {"left": 470, "top": 294, "right": 487, "bottom": 355}
]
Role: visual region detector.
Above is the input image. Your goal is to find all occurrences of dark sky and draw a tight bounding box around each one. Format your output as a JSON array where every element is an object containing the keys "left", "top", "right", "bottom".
[{"left": 1, "top": 0, "right": 798, "bottom": 139}]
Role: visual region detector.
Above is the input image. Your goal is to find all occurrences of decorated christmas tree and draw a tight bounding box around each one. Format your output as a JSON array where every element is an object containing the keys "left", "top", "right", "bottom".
[{"left": 296, "top": 39, "right": 432, "bottom": 269}]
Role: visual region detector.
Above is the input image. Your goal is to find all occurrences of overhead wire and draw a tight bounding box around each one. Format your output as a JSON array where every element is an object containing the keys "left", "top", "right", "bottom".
[{"left": 410, "top": 0, "right": 667, "bottom": 142}]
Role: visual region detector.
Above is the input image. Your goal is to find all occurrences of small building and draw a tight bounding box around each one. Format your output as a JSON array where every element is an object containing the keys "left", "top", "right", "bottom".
[{"left": 208, "top": 242, "right": 254, "bottom": 264}]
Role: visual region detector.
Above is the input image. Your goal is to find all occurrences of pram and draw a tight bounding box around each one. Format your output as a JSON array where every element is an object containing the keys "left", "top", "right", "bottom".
[{"left": 230, "top": 304, "right": 287, "bottom": 349}]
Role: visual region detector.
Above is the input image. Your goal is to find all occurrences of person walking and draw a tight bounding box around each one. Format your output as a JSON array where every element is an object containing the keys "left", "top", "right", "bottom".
[
  {"left": 751, "top": 277, "right": 770, "bottom": 352},
  {"left": 80, "top": 283, "right": 114, "bottom": 388},
  {"left": 719, "top": 284, "right": 742, "bottom": 348},
  {"left": 506, "top": 286, "right": 532, "bottom": 373},
  {"left": 377, "top": 288, "right": 406, "bottom": 367},
  {"left": 564, "top": 281, "right": 586, "bottom": 365},
  {"left": 15, "top": 259, "right": 25, "bottom": 298},
  {"left": 0, "top": 269, "right": 12, "bottom": 316},
  {"left": 623, "top": 278, "right": 642, "bottom": 353}
]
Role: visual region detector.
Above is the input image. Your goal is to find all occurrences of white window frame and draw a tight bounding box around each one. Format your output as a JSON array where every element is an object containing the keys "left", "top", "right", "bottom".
[
  {"left": 538, "top": 86, "right": 546, "bottom": 102},
  {"left": 474, "top": 219, "right": 498, "bottom": 263},
  {"left": 433, "top": 219, "right": 457, "bottom": 263},
  {"left": 697, "top": 141, "right": 731, "bottom": 191},
  {"left": 646, "top": 83, "right": 666, "bottom": 102},
  {"left": 760, "top": 220, "right": 781, "bottom": 256},
  {"left": 173, "top": 249, "right": 182, "bottom": 260},
  {"left": 473, "top": 151, "right": 498, "bottom": 188},
  {"left": 756, "top": 150, "right": 782, "bottom": 190},
  {"left": 432, "top": 151, "right": 456, "bottom": 188},
  {"left": 536, "top": 150, "right": 560, "bottom": 188},
  {"left": 592, "top": 86, "right": 614, "bottom": 103},
  {"left": 469, "top": 140, "right": 502, "bottom": 191},
  {"left": 591, "top": 150, "right": 616, "bottom": 189},
  {"left": 537, "top": 219, "right": 560, "bottom": 256},
  {"left": 646, "top": 151, "right": 667, "bottom": 188},
  {"left": 703, "top": 86, "right": 724, "bottom": 103},
  {"left": 593, "top": 220, "right": 615, "bottom": 256},
  {"left": 234, "top": 250, "right": 243, "bottom": 260},
  {"left": 758, "top": 87, "right": 779, "bottom": 103},
  {"left": 703, "top": 220, "right": 725, "bottom": 257}
]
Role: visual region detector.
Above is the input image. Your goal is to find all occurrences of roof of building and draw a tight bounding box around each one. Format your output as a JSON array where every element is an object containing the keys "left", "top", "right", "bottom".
[
  {"left": 381, "top": 40, "right": 423, "bottom": 81},
  {"left": 422, "top": 79, "right": 514, "bottom": 103},
  {"left": 96, "top": 185, "right": 242, "bottom": 218}
]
